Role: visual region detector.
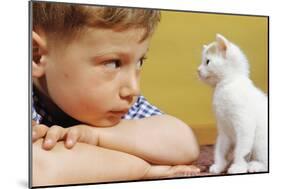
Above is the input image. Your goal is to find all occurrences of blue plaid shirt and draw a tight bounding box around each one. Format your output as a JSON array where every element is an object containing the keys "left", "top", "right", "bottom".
[
  {"left": 122, "top": 95, "right": 163, "bottom": 119},
  {"left": 32, "top": 93, "right": 163, "bottom": 127}
]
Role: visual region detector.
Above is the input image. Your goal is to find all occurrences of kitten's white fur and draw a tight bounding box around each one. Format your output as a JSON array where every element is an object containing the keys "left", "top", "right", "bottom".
[{"left": 197, "top": 34, "right": 268, "bottom": 174}]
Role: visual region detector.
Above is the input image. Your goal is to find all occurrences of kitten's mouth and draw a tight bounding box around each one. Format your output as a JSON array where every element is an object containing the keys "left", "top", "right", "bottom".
[
  {"left": 198, "top": 72, "right": 209, "bottom": 80},
  {"left": 204, "top": 76, "right": 211, "bottom": 80}
]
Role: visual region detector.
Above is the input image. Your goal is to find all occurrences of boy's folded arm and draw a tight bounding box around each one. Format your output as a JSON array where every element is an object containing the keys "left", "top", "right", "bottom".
[
  {"left": 33, "top": 139, "right": 199, "bottom": 186},
  {"left": 93, "top": 114, "right": 200, "bottom": 165},
  {"left": 33, "top": 139, "right": 152, "bottom": 186}
]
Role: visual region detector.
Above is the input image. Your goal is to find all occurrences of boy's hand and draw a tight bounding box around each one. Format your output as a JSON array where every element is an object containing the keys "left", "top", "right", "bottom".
[
  {"left": 32, "top": 124, "right": 49, "bottom": 142},
  {"left": 33, "top": 124, "right": 69, "bottom": 150},
  {"left": 143, "top": 165, "right": 201, "bottom": 179},
  {"left": 32, "top": 124, "right": 99, "bottom": 150}
]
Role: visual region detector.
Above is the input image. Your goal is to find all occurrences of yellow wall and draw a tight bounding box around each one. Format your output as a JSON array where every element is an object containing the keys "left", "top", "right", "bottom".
[{"left": 141, "top": 11, "right": 268, "bottom": 143}]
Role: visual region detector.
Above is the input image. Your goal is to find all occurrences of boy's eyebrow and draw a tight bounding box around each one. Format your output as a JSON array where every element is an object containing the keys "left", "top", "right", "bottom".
[
  {"left": 93, "top": 47, "right": 149, "bottom": 60},
  {"left": 140, "top": 52, "right": 148, "bottom": 59},
  {"left": 139, "top": 48, "right": 149, "bottom": 59},
  {"left": 144, "top": 47, "right": 150, "bottom": 55}
]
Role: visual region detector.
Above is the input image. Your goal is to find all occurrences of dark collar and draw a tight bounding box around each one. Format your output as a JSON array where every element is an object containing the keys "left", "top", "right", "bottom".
[{"left": 32, "top": 85, "right": 81, "bottom": 128}]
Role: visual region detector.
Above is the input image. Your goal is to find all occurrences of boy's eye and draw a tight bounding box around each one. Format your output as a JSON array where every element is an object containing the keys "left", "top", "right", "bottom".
[
  {"left": 136, "top": 60, "right": 143, "bottom": 69},
  {"left": 104, "top": 60, "right": 121, "bottom": 69},
  {"left": 206, "top": 59, "right": 210, "bottom": 65},
  {"left": 136, "top": 57, "right": 147, "bottom": 69}
]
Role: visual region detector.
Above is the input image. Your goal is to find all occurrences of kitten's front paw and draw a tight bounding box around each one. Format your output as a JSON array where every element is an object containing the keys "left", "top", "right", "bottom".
[
  {"left": 248, "top": 161, "right": 267, "bottom": 173},
  {"left": 227, "top": 163, "right": 248, "bottom": 174},
  {"left": 209, "top": 164, "right": 225, "bottom": 174}
]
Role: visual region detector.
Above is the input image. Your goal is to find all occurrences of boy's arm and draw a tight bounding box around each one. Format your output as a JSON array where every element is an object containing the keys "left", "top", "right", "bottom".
[
  {"left": 92, "top": 114, "right": 200, "bottom": 165},
  {"left": 33, "top": 139, "right": 151, "bottom": 186},
  {"left": 33, "top": 139, "right": 197, "bottom": 186},
  {"left": 33, "top": 114, "right": 199, "bottom": 165}
]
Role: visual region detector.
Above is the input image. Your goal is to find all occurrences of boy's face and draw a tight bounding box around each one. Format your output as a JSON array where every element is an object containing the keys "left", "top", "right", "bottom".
[{"left": 37, "top": 28, "right": 150, "bottom": 127}]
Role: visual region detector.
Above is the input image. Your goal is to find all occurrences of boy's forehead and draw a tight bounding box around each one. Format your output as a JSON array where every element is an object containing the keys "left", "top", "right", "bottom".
[
  {"left": 78, "top": 27, "right": 151, "bottom": 54},
  {"left": 85, "top": 27, "right": 149, "bottom": 43}
]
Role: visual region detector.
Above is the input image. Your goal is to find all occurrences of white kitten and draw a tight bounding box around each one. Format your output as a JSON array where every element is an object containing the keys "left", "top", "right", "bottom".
[{"left": 197, "top": 34, "right": 268, "bottom": 174}]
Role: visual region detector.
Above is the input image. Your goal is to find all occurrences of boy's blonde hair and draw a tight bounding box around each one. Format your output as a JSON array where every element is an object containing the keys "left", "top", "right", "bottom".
[{"left": 32, "top": 1, "right": 161, "bottom": 43}]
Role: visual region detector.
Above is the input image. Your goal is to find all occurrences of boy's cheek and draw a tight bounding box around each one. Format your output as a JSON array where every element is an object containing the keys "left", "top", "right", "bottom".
[{"left": 66, "top": 100, "right": 120, "bottom": 127}]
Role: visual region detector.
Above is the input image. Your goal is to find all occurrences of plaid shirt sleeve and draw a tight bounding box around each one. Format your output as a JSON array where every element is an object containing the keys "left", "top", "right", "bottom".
[
  {"left": 32, "top": 99, "right": 42, "bottom": 124},
  {"left": 122, "top": 95, "right": 163, "bottom": 119}
]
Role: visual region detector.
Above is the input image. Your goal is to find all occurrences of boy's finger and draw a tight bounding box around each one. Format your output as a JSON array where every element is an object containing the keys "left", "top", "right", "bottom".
[
  {"left": 32, "top": 120, "right": 37, "bottom": 126},
  {"left": 65, "top": 127, "right": 81, "bottom": 149},
  {"left": 43, "top": 125, "right": 65, "bottom": 150},
  {"left": 32, "top": 124, "right": 49, "bottom": 142}
]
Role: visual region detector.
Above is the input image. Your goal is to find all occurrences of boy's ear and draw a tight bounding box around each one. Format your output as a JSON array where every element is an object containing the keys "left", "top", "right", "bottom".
[
  {"left": 32, "top": 31, "right": 48, "bottom": 78},
  {"left": 216, "top": 33, "right": 229, "bottom": 57}
]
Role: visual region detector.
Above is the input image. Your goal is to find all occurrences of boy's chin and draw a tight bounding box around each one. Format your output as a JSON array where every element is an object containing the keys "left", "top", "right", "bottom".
[{"left": 88, "top": 117, "right": 122, "bottom": 127}]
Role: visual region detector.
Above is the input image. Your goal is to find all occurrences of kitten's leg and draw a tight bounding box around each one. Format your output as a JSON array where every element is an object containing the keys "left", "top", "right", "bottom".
[
  {"left": 248, "top": 131, "right": 268, "bottom": 172},
  {"left": 209, "top": 132, "right": 231, "bottom": 174},
  {"left": 227, "top": 121, "right": 255, "bottom": 174},
  {"left": 248, "top": 161, "right": 267, "bottom": 173}
]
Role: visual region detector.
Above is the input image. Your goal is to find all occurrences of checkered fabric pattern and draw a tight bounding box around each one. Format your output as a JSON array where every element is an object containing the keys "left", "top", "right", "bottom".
[
  {"left": 32, "top": 95, "right": 163, "bottom": 124},
  {"left": 122, "top": 96, "right": 163, "bottom": 119},
  {"left": 32, "top": 99, "right": 42, "bottom": 124}
]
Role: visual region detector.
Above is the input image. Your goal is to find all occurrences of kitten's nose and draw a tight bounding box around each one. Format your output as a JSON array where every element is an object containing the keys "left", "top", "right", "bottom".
[
  {"left": 197, "top": 67, "right": 201, "bottom": 74},
  {"left": 197, "top": 67, "right": 203, "bottom": 77}
]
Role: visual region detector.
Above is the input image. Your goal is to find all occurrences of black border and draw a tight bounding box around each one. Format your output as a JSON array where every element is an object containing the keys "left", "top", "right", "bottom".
[
  {"left": 30, "top": 0, "right": 269, "bottom": 18},
  {"left": 29, "top": 0, "right": 270, "bottom": 188},
  {"left": 267, "top": 13, "right": 270, "bottom": 174},
  {"left": 28, "top": 1, "right": 33, "bottom": 188},
  {"left": 32, "top": 172, "right": 269, "bottom": 189}
]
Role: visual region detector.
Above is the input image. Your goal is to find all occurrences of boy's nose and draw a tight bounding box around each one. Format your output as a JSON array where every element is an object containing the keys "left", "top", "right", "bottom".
[{"left": 120, "top": 73, "right": 140, "bottom": 102}]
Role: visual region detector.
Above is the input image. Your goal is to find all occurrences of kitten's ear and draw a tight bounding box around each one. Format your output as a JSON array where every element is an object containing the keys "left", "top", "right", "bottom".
[{"left": 216, "top": 34, "right": 229, "bottom": 55}]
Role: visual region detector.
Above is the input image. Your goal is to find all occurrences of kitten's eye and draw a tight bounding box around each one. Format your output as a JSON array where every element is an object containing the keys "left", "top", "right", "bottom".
[
  {"left": 206, "top": 59, "right": 210, "bottom": 65},
  {"left": 104, "top": 60, "right": 121, "bottom": 69}
]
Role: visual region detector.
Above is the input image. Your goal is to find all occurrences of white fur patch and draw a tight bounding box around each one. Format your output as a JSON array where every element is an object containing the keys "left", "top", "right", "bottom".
[{"left": 198, "top": 34, "right": 268, "bottom": 174}]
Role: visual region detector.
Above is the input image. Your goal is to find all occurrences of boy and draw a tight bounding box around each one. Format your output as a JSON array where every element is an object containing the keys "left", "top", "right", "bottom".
[{"left": 32, "top": 1, "right": 200, "bottom": 186}]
